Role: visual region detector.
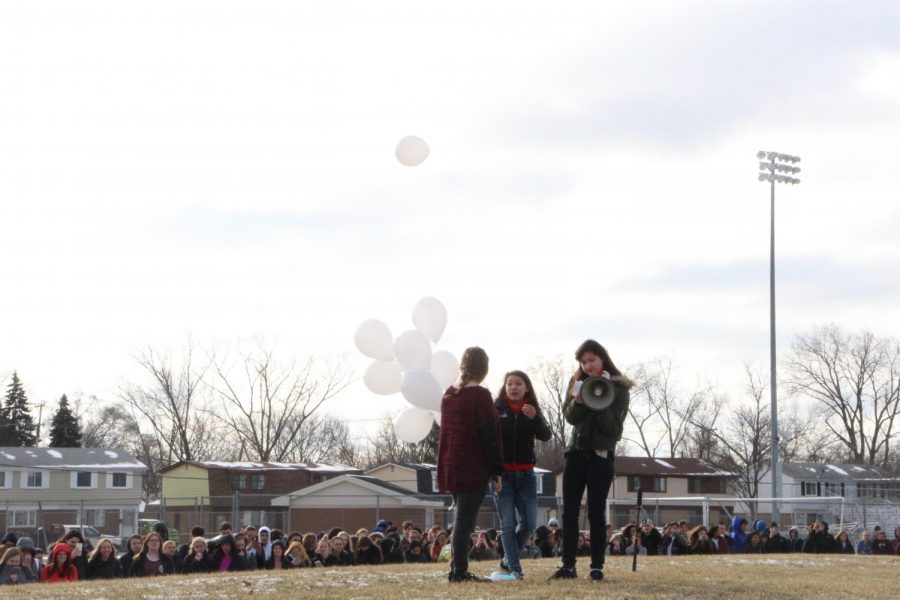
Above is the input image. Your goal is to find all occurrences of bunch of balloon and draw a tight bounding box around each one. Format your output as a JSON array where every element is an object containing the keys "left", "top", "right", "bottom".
[{"left": 354, "top": 297, "right": 458, "bottom": 444}]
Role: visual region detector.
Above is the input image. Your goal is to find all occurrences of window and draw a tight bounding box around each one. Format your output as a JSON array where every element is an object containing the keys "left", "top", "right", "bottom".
[
  {"left": 0, "top": 471, "right": 9, "bottom": 489},
  {"left": 688, "top": 477, "right": 727, "bottom": 494},
  {"left": 22, "top": 470, "right": 49, "bottom": 489},
  {"left": 823, "top": 482, "right": 844, "bottom": 497},
  {"left": 84, "top": 509, "right": 106, "bottom": 527},
  {"left": 627, "top": 475, "right": 667, "bottom": 493},
  {"left": 10, "top": 510, "right": 36, "bottom": 527},
  {"left": 111, "top": 473, "right": 127, "bottom": 488},
  {"left": 431, "top": 471, "right": 438, "bottom": 493},
  {"left": 250, "top": 474, "right": 265, "bottom": 490},
  {"left": 71, "top": 471, "right": 97, "bottom": 489},
  {"left": 801, "top": 482, "right": 819, "bottom": 497},
  {"left": 106, "top": 472, "right": 131, "bottom": 489},
  {"left": 231, "top": 474, "right": 247, "bottom": 490},
  {"left": 535, "top": 473, "right": 544, "bottom": 495}
]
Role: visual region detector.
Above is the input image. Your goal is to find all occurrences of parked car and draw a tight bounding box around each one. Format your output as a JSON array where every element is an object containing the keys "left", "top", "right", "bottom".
[
  {"left": 61, "top": 525, "right": 123, "bottom": 550},
  {"left": 138, "top": 519, "right": 181, "bottom": 544}
]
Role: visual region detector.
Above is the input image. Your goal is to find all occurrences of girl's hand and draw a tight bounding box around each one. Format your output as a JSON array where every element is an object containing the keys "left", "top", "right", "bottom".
[{"left": 522, "top": 404, "right": 536, "bottom": 419}]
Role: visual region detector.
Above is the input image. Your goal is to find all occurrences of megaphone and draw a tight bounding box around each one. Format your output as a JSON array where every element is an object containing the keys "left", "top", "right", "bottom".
[{"left": 581, "top": 377, "right": 615, "bottom": 411}]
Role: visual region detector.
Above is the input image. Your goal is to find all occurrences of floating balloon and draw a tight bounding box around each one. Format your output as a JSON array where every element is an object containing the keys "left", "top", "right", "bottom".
[
  {"left": 394, "top": 329, "right": 432, "bottom": 371},
  {"left": 354, "top": 320, "right": 394, "bottom": 361},
  {"left": 395, "top": 135, "right": 430, "bottom": 167},
  {"left": 412, "top": 297, "right": 448, "bottom": 343},
  {"left": 401, "top": 369, "right": 443, "bottom": 412},
  {"left": 363, "top": 360, "right": 402, "bottom": 395},
  {"left": 394, "top": 406, "right": 435, "bottom": 444},
  {"left": 430, "top": 350, "right": 458, "bottom": 390}
]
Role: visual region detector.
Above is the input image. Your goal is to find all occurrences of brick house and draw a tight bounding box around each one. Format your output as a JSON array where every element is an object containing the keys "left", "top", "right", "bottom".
[{"left": 157, "top": 461, "right": 360, "bottom": 532}]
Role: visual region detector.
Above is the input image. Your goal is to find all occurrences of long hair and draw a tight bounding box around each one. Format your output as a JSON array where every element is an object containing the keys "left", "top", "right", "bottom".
[
  {"left": 566, "top": 339, "right": 632, "bottom": 398},
  {"left": 458, "top": 346, "right": 489, "bottom": 386},
  {"left": 495, "top": 370, "right": 539, "bottom": 409},
  {"left": 139, "top": 532, "right": 163, "bottom": 556},
  {"left": 0, "top": 547, "right": 21, "bottom": 568},
  {"left": 87, "top": 538, "right": 117, "bottom": 564}
]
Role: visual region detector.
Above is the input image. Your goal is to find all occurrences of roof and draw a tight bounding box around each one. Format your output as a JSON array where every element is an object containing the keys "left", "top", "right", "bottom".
[
  {"left": 368, "top": 462, "right": 551, "bottom": 474},
  {"left": 614, "top": 457, "right": 736, "bottom": 477},
  {"left": 0, "top": 447, "right": 146, "bottom": 470},
  {"left": 159, "top": 460, "right": 361, "bottom": 474},
  {"left": 270, "top": 475, "right": 445, "bottom": 508},
  {"left": 781, "top": 462, "right": 900, "bottom": 483}
]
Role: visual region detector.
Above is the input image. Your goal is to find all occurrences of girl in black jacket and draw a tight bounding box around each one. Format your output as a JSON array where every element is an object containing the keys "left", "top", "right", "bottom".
[
  {"left": 119, "top": 535, "right": 143, "bottom": 577},
  {"left": 182, "top": 537, "right": 214, "bottom": 573},
  {"left": 86, "top": 539, "right": 122, "bottom": 580},
  {"left": 130, "top": 533, "right": 175, "bottom": 577}
]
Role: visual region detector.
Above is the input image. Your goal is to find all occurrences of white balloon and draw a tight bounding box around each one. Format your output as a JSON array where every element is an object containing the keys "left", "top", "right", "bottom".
[
  {"left": 394, "top": 330, "right": 432, "bottom": 371},
  {"left": 432, "top": 411, "right": 441, "bottom": 427},
  {"left": 430, "top": 350, "right": 459, "bottom": 389},
  {"left": 363, "top": 360, "right": 402, "bottom": 395},
  {"left": 412, "top": 297, "right": 448, "bottom": 342},
  {"left": 395, "top": 135, "right": 430, "bottom": 167},
  {"left": 394, "top": 407, "right": 435, "bottom": 444},
  {"left": 401, "top": 369, "right": 443, "bottom": 412},
  {"left": 354, "top": 319, "right": 394, "bottom": 361}
]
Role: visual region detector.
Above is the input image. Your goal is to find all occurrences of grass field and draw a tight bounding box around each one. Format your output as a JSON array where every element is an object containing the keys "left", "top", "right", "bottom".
[{"left": 8, "top": 555, "right": 899, "bottom": 599}]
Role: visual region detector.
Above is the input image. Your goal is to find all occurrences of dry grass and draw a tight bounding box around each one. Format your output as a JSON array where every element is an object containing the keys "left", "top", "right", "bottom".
[{"left": 8, "top": 555, "right": 899, "bottom": 599}]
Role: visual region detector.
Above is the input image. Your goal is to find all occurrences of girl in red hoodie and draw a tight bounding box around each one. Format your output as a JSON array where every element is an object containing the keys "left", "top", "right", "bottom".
[{"left": 40, "top": 543, "right": 78, "bottom": 583}]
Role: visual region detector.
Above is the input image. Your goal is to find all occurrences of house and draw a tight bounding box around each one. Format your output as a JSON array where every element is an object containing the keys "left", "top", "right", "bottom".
[
  {"left": 365, "top": 462, "right": 558, "bottom": 529},
  {"left": 757, "top": 463, "right": 900, "bottom": 530},
  {"left": 270, "top": 475, "right": 446, "bottom": 533},
  {"left": 0, "top": 447, "right": 146, "bottom": 540},
  {"left": 556, "top": 457, "right": 738, "bottom": 528},
  {"left": 156, "top": 460, "right": 360, "bottom": 532}
]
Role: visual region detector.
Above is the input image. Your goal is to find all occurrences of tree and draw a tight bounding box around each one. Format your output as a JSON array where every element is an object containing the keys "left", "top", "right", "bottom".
[
  {"left": 0, "top": 372, "right": 37, "bottom": 447},
  {"left": 785, "top": 325, "right": 900, "bottom": 467},
  {"left": 49, "top": 394, "right": 82, "bottom": 447},
  {"left": 361, "top": 417, "right": 439, "bottom": 469},
  {"left": 530, "top": 355, "right": 573, "bottom": 472},
  {"left": 208, "top": 347, "right": 351, "bottom": 463}
]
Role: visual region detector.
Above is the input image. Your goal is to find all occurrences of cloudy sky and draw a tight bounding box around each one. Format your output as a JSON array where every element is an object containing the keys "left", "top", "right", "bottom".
[{"left": 2, "top": 0, "right": 899, "bottom": 436}]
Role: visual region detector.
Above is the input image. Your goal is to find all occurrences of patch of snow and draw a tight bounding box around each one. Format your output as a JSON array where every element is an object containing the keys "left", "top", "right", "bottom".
[
  {"left": 826, "top": 464, "right": 849, "bottom": 476},
  {"left": 104, "top": 450, "right": 119, "bottom": 459},
  {"left": 655, "top": 458, "right": 676, "bottom": 469},
  {"left": 807, "top": 467, "right": 817, "bottom": 472},
  {"left": 25, "top": 450, "right": 37, "bottom": 456},
  {"left": 851, "top": 466, "right": 867, "bottom": 472},
  {"left": 2, "top": 452, "right": 14, "bottom": 461},
  {"left": 46, "top": 449, "right": 63, "bottom": 458},
  {"left": 35, "top": 462, "right": 146, "bottom": 469}
]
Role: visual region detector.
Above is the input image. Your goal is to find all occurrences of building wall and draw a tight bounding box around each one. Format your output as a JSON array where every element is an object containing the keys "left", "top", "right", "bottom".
[
  {"left": 208, "top": 468, "right": 314, "bottom": 499},
  {"left": 161, "top": 464, "right": 210, "bottom": 505},
  {"left": 0, "top": 469, "right": 144, "bottom": 503},
  {"left": 364, "top": 465, "right": 419, "bottom": 492}
]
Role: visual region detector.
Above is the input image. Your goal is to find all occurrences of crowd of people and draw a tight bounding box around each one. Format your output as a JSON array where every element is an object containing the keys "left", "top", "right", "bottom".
[
  {"left": 1, "top": 339, "right": 897, "bottom": 587},
  {"left": 0, "top": 517, "right": 897, "bottom": 585}
]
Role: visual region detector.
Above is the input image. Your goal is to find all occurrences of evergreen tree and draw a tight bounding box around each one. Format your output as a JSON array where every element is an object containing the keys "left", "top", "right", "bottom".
[
  {"left": 0, "top": 372, "right": 37, "bottom": 447},
  {"left": 49, "top": 394, "right": 82, "bottom": 448}
]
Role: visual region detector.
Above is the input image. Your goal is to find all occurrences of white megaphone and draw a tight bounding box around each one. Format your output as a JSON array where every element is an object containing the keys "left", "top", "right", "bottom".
[{"left": 581, "top": 377, "right": 615, "bottom": 411}]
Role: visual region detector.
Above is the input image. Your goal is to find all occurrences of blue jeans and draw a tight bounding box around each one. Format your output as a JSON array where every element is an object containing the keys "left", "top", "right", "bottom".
[{"left": 493, "top": 470, "right": 537, "bottom": 574}]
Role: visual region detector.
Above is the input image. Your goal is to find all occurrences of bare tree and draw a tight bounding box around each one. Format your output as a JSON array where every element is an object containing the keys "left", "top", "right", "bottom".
[
  {"left": 624, "top": 357, "right": 709, "bottom": 458},
  {"left": 784, "top": 325, "right": 900, "bottom": 467},
  {"left": 530, "top": 355, "right": 573, "bottom": 472},
  {"left": 360, "top": 417, "right": 439, "bottom": 469},
  {"left": 118, "top": 342, "right": 218, "bottom": 465},
  {"left": 207, "top": 347, "right": 351, "bottom": 463}
]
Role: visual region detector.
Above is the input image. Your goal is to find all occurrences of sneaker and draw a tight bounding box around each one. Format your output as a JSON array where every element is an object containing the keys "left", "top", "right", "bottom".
[
  {"left": 449, "top": 571, "right": 492, "bottom": 583},
  {"left": 548, "top": 565, "right": 577, "bottom": 580},
  {"left": 498, "top": 558, "right": 509, "bottom": 573},
  {"left": 511, "top": 571, "right": 524, "bottom": 580},
  {"left": 589, "top": 568, "right": 604, "bottom": 581}
]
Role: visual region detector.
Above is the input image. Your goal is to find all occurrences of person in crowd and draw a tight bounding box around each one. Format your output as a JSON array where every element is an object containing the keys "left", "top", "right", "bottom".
[
  {"left": 233, "top": 534, "right": 256, "bottom": 570},
  {"left": 639, "top": 521, "right": 662, "bottom": 556},
  {"left": 120, "top": 535, "right": 143, "bottom": 577},
  {"left": 130, "top": 532, "right": 175, "bottom": 577},
  {"left": 152, "top": 522, "right": 169, "bottom": 543},
  {"left": 0, "top": 547, "right": 32, "bottom": 585},
  {"left": 763, "top": 523, "right": 791, "bottom": 553},
  {"left": 301, "top": 533, "right": 318, "bottom": 560},
  {"left": 729, "top": 517, "right": 749, "bottom": 553},
  {"left": 256, "top": 526, "right": 273, "bottom": 569},
  {"left": 429, "top": 531, "right": 448, "bottom": 563},
  {"left": 892, "top": 527, "right": 900, "bottom": 554},
  {"left": 708, "top": 525, "right": 730, "bottom": 554},
  {"left": 607, "top": 534, "right": 626, "bottom": 556},
  {"left": 662, "top": 522, "right": 689, "bottom": 556},
  {"left": 14, "top": 537, "right": 41, "bottom": 581},
  {"left": 380, "top": 535, "right": 405, "bottom": 564},
  {"left": 176, "top": 526, "right": 205, "bottom": 567},
  {"left": 468, "top": 531, "right": 497, "bottom": 562},
  {"left": 0, "top": 533, "right": 17, "bottom": 555},
  {"left": 521, "top": 533, "right": 541, "bottom": 559},
  {"left": 212, "top": 535, "right": 245, "bottom": 572},
  {"left": 493, "top": 369, "right": 552, "bottom": 579},
  {"left": 688, "top": 526, "right": 714, "bottom": 554},
  {"left": 576, "top": 532, "right": 592, "bottom": 557},
  {"left": 162, "top": 540, "right": 180, "bottom": 574},
  {"left": 266, "top": 539, "right": 292, "bottom": 570},
  {"left": 86, "top": 538, "right": 122, "bottom": 580},
  {"left": 856, "top": 530, "right": 872, "bottom": 555},
  {"left": 533, "top": 525, "right": 555, "bottom": 558},
  {"left": 871, "top": 529, "right": 893, "bottom": 555},
  {"left": 745, "top": 532, "right": 764, "bottom": 554},
  {"left": 311, "top": 538, "right": 335, "bottom": 567},
  {"left": 787, "top": 527, "right": 804, "bottom": 552},
  {"left": 355, "top": 536, "right": 382, "bottom": 565},
  {"left": 41, "top": 543, "right": 79, "bottom": 583},
  {"left": 331, "top": 536, "right": 355, "bottom": 566},
  {"left": 405, "top": 540, "right": 430, "bottom": 563},
  {"left": 183, "top": 537, "right": 213, "bottom": 573},
  {"left": 285, "top": 541, "right": 311, "bottom": 568},
  {"left": 804, "top": 521, "right": 836, "bottom": 554},
  {"left": 754, "top": 519, "right": 768, "bottom": 544},
  {"left": 620, "top": 523, "right": 640, "bottom": 554},
  {"left": 551, "top": 340, "right": 632, "bottom": 583},
  {"left": 61, "top": 529, "right": 89, "bottom": 580},
  {"left": 372, "top": 519, "right": 391, "bottom": 535},
  {"left": 34, "top": 548, "right": 45, "bottom": 565},
  {"left": 834, "top": 531, "right": 855, "bottom": 554},
  {"left": 437, "top": 346, "right": 503, "bottom": 583}
]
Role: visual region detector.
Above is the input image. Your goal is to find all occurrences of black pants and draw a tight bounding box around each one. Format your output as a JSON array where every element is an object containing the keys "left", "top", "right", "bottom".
[
  {"left": 450, "top": 484, "right": 487, "bottom": 573},
  {"left": 561, "top": 451, "right": 614, "bottom": 570}
]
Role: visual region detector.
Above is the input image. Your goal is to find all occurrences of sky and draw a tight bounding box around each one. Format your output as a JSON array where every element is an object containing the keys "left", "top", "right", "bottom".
[{"left": 2, "top": 0, "right": 900, "bottom": 439}]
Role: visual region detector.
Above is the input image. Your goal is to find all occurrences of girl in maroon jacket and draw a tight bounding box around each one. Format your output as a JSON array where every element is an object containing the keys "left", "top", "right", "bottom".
[{"left": 437, "top": 346, "right": 503, "bottom": 583}]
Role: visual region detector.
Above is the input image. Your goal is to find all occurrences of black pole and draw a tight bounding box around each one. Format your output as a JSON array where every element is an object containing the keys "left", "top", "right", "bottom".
[{"left": 632, "top": 488, "right": 643, "bottom": 572}]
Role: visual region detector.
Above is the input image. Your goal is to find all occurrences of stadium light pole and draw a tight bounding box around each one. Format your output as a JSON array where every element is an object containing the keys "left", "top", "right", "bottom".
[{"left": 757, "top": 150, "right": 801, "bottom": 525}]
